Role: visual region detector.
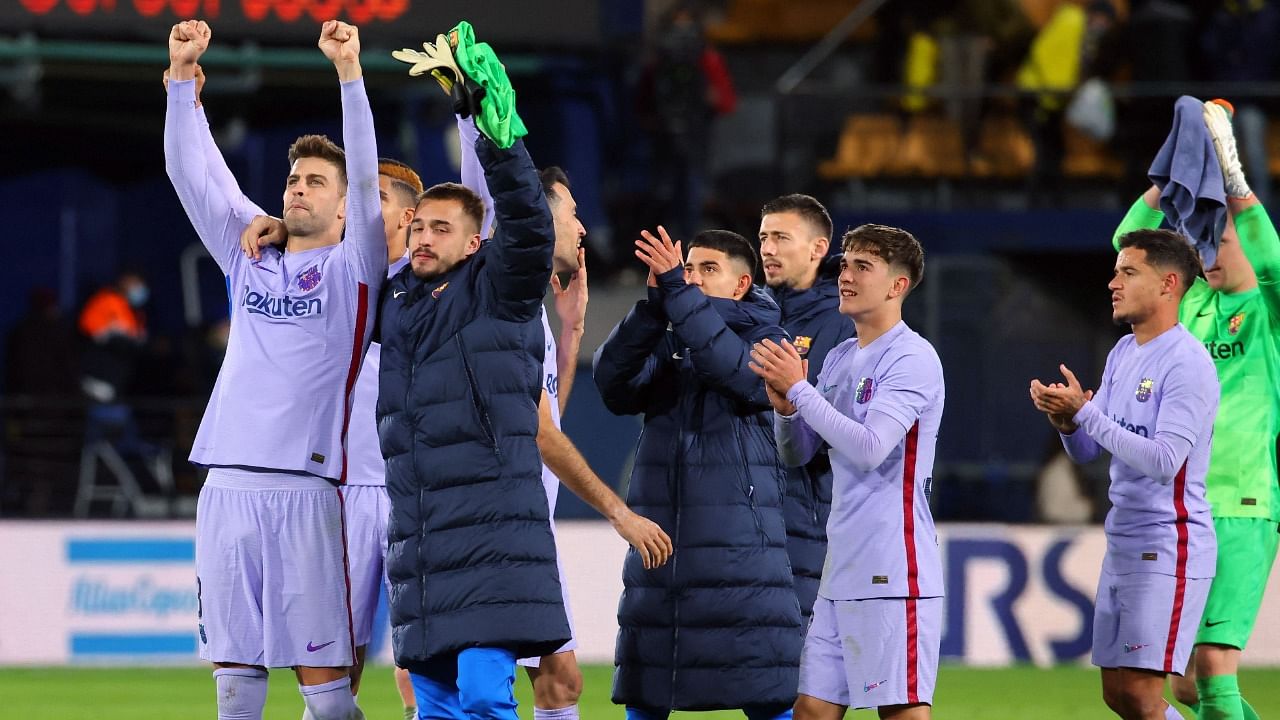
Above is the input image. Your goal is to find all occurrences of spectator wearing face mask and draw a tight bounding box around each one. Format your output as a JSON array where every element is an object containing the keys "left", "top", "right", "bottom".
[{"left": 78, "top": 270, "right": 149, "bottom": 403}]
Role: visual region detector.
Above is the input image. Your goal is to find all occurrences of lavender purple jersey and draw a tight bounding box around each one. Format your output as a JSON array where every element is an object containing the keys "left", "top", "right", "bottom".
[
  {"left": 776, "top": 321, "right": 945, "bottom": 600},
  {"left": 165, "top": 78, "right": 386, "bottom": 482},
  {"left": 345, "top": 255, "right": 410, "bottom": 486},
  {"left": 1061, "top": 324, "right": 1219, "bottom": 578}
]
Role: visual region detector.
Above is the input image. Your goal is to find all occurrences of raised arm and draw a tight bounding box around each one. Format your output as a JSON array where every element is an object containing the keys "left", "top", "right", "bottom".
[
  {"left": 164, "top": 64, "right": 249, "bottom": 210},
  {"left": 592, "top": 294, "right": 668, "bottom": 416},
  {"left": 1234, "top": 200, "right": 1280, "bottom": 318},
  {"left": 1112, "top": 185, "right": 1165, "bottom": 250},
  {"left": 659, "top": 272, "right": 780, "bottom": 408},
  {"left": 457, "top": 116, "right": 497, "bottom": 238},
  {"left": 479, "top": 136, "right": 554, "bottom": 321},
  {"left": 164, "top": 21, "right": 258, "bottom": 274},
  {"left": 320, "top": 21, "right": 386, "bottom": 284}
]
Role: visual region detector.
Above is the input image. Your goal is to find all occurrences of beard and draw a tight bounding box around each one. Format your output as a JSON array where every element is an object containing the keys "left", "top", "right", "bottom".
[{"left": 284, "top": 213, "right": 326, "bottom": 238}]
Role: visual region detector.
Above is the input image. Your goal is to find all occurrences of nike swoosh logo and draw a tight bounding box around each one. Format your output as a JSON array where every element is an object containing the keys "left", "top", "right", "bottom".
[
  {"left": 822, "top": 384, "right": 837, "bottom": 393},
  {"left": 673, "top": 352, "right": 684, "bottom": 360},
  {"left": 1197, "top": 311, "right": 1212, "bottom": 317},
  {"left": 1205, "top": 619, "right": 1228, "bottom": 627},
  {"left": 306, "top": 640, "right": 336, "bottom": 652},
  {"left": 393, "top": 290, "right": 406, "bottom": 298}
]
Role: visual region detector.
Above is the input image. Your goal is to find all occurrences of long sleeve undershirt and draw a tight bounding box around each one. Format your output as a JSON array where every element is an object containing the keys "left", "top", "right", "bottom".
[
  {"left": 1063, "top": 400, "right": 1194, "bottom": 484},
  {"left": 776, "top": 380, "right": 910, "bottom": 472}
]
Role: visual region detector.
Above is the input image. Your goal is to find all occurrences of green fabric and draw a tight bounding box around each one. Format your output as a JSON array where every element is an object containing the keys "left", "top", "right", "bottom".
[
  {"left": 1241, "top": 698, "right": 1260, "bottom": 720},
  {"left": 450, "top": 21, "right": 527, "bottom": 149},
  {"left": 1197, "top": 518, "right": 1280, "bottom": 647},
  {"left": 1113, "top": 197, "right": 1280, "bottom": 521},
  {"left": 1197, "top": 674, "right": 1243, "bottom": 720},
  {"left": 1112, "top": 196, "right": 1167, "bottom": 250}
]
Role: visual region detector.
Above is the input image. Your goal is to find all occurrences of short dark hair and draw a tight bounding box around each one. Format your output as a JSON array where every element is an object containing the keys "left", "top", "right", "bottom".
[
  {"left": 379, "top": 158, "right": 424, "bottom": 209},
  {"left": 1116, "top": 229, "right": 1202, "bottom": 296},
  {"left": 842, "top": 224, "right": 925, "bottom": 292},
  {"left": 540, "top": 166, "right": 571, "bottom": 204},
  {"left": 417, "top": 182, "right": 485, "bottom": 235},
  {"left": 761, "top": 193, "right": 833, "bottom": 240},
  {"left": 288, "top": 134, "right": 346, "bottom": 188},
  {"left": 689, "top": 229, "right": 758, "bottom": 278}
]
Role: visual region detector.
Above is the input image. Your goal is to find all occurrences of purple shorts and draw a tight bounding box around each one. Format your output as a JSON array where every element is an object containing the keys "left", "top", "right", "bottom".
[
  {"left": 799, "top": 596, "right": 941, "bottom": 710},
  {"left": 342, "top": 484, "right": 390, "bottom": 649},
  {"left": 196, "top": 468, "right": 354, "bottom": 668},
  {"left": 1092, "top": 567, "right": 1210, "bottom": 674}
]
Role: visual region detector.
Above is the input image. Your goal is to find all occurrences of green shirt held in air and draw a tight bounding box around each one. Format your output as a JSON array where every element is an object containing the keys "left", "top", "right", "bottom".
[{"left": 1114, "top": 199, "right": 1280, "bottom": 521}]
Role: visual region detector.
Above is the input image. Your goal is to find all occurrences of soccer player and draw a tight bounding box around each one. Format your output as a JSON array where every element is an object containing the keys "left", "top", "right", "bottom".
[
  {"left": 164, "top": 18, "right": 382, "bottom": 720},
  {"left": 1030, "top": 229, "right": 1219, "bottom": 720},
  {"left": 752, "top": 224, "right": 944, "bottom": 720},
  {"left": 454, "top": 118, "right": 673, "bottom": 720},
  {"left": 758, "top": 193, "right": 856, "bottom": 622},
  {"left": 341, "top": 158, "right": 420, "bottom": 720},
  {"left": 593, "top": 227, "right": 801, "bottom": 720},
  {"left": 1112, "top": 100, "right": 1279, "bottom": 720},
  {"left": 376, "top": 34, "right": 570, "bottom": 718},
  {"left": 239, "top": 159, "right": 425, "bottom": 720}
]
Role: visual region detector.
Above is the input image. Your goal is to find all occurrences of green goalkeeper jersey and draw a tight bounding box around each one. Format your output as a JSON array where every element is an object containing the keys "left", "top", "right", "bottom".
[{"left": 1114, "top": 200, "right": 1280, "bottom": 521}]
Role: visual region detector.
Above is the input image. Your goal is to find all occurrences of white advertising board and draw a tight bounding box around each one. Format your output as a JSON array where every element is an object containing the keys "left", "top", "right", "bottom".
[{"left": 1, "top": 521, "right": 1276, "bottom": 667}]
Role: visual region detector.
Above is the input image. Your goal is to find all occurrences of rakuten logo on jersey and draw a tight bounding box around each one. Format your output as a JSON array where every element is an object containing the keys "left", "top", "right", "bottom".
[{"left": 242, "top": 286, "right": 322, "bottom": 318}]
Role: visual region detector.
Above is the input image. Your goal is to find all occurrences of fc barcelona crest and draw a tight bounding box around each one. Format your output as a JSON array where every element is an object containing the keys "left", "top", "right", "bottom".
[
  {"left": 1135, "top": 378, "right": 1154, "bottom": 402},
  {"left": 793, "top": 335, "right": 812, "bottom": 356},
  {"left": 296, "top": 265, "right": 322, "bottom": 292},
  {"left": 855, "top": 377, "right": 874, "bottom": 404},
  {"left": 1229, "top": 312, "right": 1245, "bottom": 336},
  {"left": 431, "top": 281, "right": 450, "bottom": 299}
]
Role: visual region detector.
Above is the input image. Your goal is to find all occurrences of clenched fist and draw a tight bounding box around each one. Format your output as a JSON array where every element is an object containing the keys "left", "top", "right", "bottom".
[
  {"left": 168, "top": 20, "right": 210, "bottom": 80},
  {"left": 318, "top": 20, "right": 362, "bottom": 82}
]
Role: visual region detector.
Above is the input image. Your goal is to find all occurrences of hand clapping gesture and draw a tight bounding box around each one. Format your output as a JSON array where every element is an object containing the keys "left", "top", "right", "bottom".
[{"left": 1029, "top": 363, "right": 1095, "bottom": 434}]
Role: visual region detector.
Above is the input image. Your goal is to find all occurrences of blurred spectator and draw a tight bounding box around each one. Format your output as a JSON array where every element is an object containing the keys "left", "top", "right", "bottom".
[
  {"left": 78, "top": 270, "right": 147, "bottom": 403},
  {"left": 640, "top": 2, "right": 737, "bottom": 239},
  {"left": 1117, "top": 0, "right": 1196, "bottom": 193},
  {"left": 1035, "top": 445, "right": 1095, "bottom": 524},
  {"left": 1016, "top": 1, "right": 1118, "bottom": 206},
  {"left": 1200, "top": 0, "right": 1280, "bottom": 205},
  {"left": 5, "top": 288, "right": 79, "bottom": 397}
]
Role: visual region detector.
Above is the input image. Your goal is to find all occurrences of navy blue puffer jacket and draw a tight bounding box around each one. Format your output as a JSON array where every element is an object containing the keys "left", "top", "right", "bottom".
[
  {"left": 767, "top": 255, "right": 855, "bottom": 620},
  {"left": 593, "top": 270, "right": 803, "bottom": 711},
  {"left": 377, "top": 137, "right": 569, "bottom": 669}
]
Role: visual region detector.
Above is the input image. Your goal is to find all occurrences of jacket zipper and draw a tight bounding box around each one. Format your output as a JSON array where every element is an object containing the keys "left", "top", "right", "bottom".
[
  {"left": 396, "top": 288, "right": 429, "bottom": 653},
  {"left": 455, "top": 335, "right": 502, "bottom": 459}
]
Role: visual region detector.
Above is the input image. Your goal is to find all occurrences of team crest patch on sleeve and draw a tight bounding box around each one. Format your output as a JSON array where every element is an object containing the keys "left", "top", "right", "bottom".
[
  {"left": 297, "top": 266, "right": 322, "bottom": 291},
  {"left": 1229, "top": 312, "right": 1245, "bottom": 335},
  {"left": 1135, "top": 378, "right": 1154, "bottom": 402},
  {"left": 793, "top": 335, "right": 812, "bottom": 355},
  {"left": 855, "top": 377, "right": 874, "bottom": 404}
]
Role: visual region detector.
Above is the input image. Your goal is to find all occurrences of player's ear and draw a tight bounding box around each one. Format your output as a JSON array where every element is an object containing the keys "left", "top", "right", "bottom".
[
  {"left": 812, "top": 235, "right": 830, "bottom": 261},
  {"left": 400, "top": 206, "right": 415, "bottom": 230},
  {"left": 891, "top": 273, "right": 910, "bottom": 299},
  {"left": 463, "top": 233, "right": 482, "bottom": 257},
  {"left": 734, "top": 272, "right": 752, "bottom": 300}
]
